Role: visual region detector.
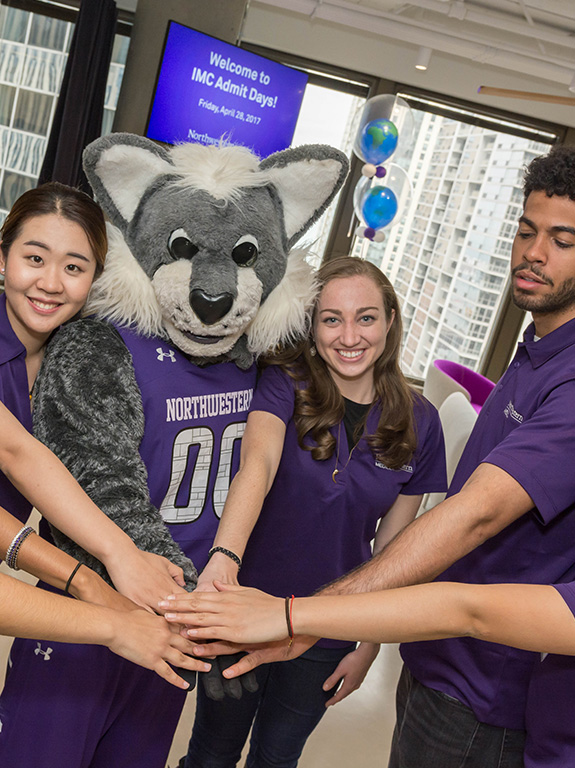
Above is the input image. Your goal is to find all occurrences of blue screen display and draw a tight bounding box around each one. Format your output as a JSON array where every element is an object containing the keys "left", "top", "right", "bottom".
[{"left": 146, "top": 22, "right": 309, "bottom": 158}]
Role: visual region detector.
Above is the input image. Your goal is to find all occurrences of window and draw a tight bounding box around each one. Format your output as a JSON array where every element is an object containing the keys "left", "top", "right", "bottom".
[{"left": 0, "top": 2, "right": 130, "bottom": 221}]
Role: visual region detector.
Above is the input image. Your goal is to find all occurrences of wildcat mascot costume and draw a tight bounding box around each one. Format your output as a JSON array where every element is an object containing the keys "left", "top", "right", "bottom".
[{"left": 0, "top": 133, "right": 348, "bottom": 768}]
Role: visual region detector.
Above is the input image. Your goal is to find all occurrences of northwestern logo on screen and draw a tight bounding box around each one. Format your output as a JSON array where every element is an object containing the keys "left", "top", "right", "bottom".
[{"left": 504, "top": 400, "right": 523, "bottom": 423}]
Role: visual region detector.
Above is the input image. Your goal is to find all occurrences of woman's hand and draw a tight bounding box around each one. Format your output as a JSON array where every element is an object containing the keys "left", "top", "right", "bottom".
[
  {"left": 106, "top": 608, "right": 211, "bottom": 689},
  {"left": 322, "top": 642, "right": 380, "bottom": 707},
  {"left": 161, "top": 583, "right": 319, "bottom": 679},
  {"left": 195, "top": 553, "right": 241, "bottom": 593},
  {"left": 161, "top": 581, "right": 286, "bottom": 642},
  {"left": 105, "top": 546, "right": 188, "bottom": 613}
]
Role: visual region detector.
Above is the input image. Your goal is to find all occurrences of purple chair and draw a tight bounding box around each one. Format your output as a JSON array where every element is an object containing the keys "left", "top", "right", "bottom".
[{"left": 433, "top": 359, "right": 495, "bottom": 414}]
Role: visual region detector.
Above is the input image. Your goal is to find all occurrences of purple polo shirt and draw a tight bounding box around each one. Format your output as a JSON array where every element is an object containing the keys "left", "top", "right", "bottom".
[
  {"left": 523, "top": 582, "right": 575, "bottom": 767},
  {"left": 402, "top": 317, "right": 575, "bottom": 729},
  {"left": 239, "top": 365, "right": 447, "bottom": 646},
  {"left": 0, "top": 293, "right": 33, "bottom": 523}
]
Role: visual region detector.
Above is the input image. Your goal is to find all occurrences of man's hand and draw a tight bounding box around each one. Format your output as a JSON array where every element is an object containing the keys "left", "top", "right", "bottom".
[
  {"left": 191, "top": 635, "right": 317, "bottom": 678},
  {"left": 322, "top": 642, "right": 380, "bottom": 707}
]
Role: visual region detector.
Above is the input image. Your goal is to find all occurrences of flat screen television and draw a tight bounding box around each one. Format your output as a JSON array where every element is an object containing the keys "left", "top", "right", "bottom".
[{"left": 146, "top": 21, "right": 309, "bottom": 158}]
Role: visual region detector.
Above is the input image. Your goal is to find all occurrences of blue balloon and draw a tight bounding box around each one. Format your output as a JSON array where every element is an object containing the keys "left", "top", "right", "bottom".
[
  {"left": 359, "top": 119, "right": 398, "bottom": 165},
  {"left": 362, "top": 186, "right": 398, "bottom": 229}
]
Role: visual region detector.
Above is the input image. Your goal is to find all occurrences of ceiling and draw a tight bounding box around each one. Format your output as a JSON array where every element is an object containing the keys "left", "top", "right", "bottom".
[
  {"left": 119, "top": 0, "right": 575, "bottom": 128},
  {"left": 250, "top": 0, "right": 575, "bottom": 90}
]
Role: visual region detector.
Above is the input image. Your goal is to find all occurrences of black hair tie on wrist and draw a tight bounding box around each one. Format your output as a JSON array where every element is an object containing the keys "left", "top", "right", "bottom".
[{"left": 64, "top": 562, "right": 83, "bottom": 595}]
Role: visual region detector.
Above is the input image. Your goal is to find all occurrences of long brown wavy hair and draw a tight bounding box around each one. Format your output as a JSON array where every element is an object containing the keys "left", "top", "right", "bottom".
[{"left": 265, "top": 256, "right": 418, "bottom": 469}]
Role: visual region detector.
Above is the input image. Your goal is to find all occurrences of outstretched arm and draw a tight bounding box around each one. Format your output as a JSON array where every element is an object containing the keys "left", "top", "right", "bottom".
[
  {"left": 31, "top": 320, "right": 197, "bottom": 603},
  {"left": 188, "top": 463, "right": 533, "bottom": 676},
  {"left": 166, "top": 579, "right": 575, "bottom": 657},
  {"left": 322, "top": 463, "right": 531, "bottom": 596},
  {"left": 197, "top": 409, "right": 286, "bottom": 590},
  {"left": 0, "top": 570, "right": 208, "bottom": 689},
  {"left": 0, "top": 399, "right": 187, "bottom": 611},
  {"left": 1, "top": 506, "right": 133, "bottom": 611}
]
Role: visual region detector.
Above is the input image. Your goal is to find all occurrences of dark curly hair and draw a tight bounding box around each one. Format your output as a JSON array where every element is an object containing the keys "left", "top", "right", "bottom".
[
  {"left": 265, "top": 256, "right": 418, "bottom": 470},
  {"left": 524, "top": 145, "right": 575, "bottom": 203}
]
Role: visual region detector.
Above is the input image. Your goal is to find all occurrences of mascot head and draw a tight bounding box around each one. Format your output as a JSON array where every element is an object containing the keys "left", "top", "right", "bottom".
[{"left": 83, "top": 133, "right": 348, "bottom": 369}]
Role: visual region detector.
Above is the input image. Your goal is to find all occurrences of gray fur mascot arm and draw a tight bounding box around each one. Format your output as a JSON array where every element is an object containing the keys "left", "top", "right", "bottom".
[{"left": 33, "top": 320, "right": 198, "bottom": 588}]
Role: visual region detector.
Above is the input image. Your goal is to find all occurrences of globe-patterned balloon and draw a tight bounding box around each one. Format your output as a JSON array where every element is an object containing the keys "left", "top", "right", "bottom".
[
  {"left": 359, "top": 119, "right": 399, "bottom": 165},
  {"left": 361, "top": 186, "right": 398, "bottom": 229}
]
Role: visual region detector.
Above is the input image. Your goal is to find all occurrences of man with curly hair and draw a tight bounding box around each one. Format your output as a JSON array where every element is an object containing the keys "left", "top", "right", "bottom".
[{"left": 198, "top": 145, "right": 575, "bottom": 768}]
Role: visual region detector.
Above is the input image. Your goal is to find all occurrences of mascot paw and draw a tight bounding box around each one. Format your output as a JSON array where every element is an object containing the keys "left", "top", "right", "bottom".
[{"left": 200, "top": 653, "right": 259, "bottom": 701}]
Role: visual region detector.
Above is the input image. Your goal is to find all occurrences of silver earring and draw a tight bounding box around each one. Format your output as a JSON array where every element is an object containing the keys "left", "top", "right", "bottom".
[{"left": 310, "top": 346, "right": 317, "bottom": 357}]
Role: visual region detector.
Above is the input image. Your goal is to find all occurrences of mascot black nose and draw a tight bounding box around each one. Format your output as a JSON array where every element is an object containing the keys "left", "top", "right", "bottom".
[{"left": 190, "top": 289, "right": 234, "bottom": 325}]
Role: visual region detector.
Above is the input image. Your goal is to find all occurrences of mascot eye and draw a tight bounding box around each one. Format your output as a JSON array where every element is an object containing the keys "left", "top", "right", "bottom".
[
  {"left": 168, "top": 229, "right": 199, "bottom": 261},
  {"left": 232, "top": 235, "right": 259, "bottom": 267}
]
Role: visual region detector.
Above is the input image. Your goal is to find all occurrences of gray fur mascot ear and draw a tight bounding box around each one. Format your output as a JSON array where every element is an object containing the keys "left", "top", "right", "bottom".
[{"left": 33, "top": 133, "right": 348, "bottom": 591}]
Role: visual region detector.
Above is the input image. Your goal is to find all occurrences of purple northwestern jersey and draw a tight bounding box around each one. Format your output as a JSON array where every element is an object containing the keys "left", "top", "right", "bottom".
[
  {"left": 523, "top": 581, "right": 575, "bottom": 768},
  {"left": 239, "top": 365, "right": 447, "bottom": 646},
  {"left": 115, "top": 325, "right": 256, "bottom": 572},
  {"left": 402, "top": 318, "right": 575, "bottom": 730},
  {"left": 0, "top": 293, "right": 33, "bottom": 524}
]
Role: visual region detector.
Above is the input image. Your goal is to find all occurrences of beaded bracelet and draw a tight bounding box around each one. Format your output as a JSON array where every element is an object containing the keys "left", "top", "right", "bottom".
[
  {"left": 4, "top": 526, "right": 35, "bottom": 570},
  {"left": 208, "top": 546, "right": 242, "bottom": 571}
]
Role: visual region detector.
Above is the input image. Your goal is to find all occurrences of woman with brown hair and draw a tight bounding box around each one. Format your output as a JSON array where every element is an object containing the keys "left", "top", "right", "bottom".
[{"left": 184, "top": 256, "right": 447, "bottom": 768}]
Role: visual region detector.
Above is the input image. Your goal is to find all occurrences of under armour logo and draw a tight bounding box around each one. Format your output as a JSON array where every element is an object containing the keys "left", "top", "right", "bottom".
[
  {"left": 156, "top": 347, "right": 176, "bottom": 363},
  {"left": 34, "top": 642, "right": 53, "bottom": 661}
]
